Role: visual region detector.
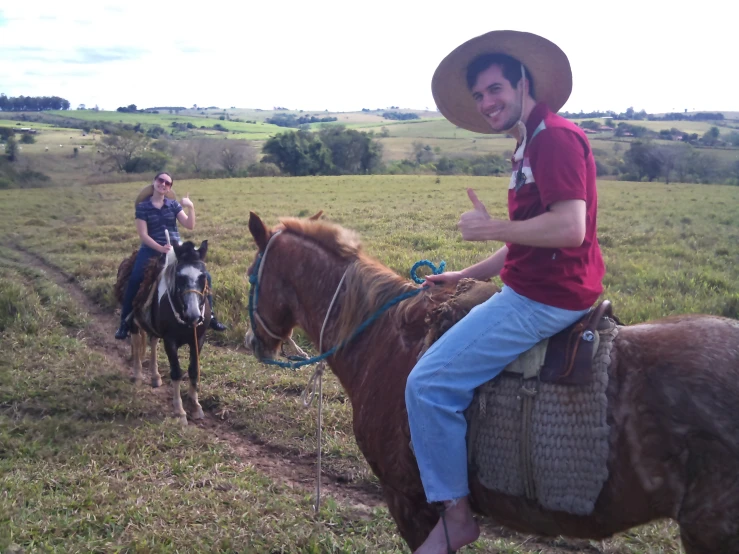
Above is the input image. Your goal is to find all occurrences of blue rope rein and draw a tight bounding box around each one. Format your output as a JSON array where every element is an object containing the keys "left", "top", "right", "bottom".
[
  {"left": 409, "top": 259, "right": 446, "bottom": 284},
  {"left": 248, "top": 253, "right": 445, "bottom": 370}
]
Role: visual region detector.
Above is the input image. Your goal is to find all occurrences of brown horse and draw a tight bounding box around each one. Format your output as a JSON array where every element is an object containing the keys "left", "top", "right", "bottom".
[{"left": 244, "top": 212, "right": 739, "bottom": 554}]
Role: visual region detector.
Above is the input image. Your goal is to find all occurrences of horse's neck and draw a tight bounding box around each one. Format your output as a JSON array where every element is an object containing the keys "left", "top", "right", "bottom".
[
  {"left": 284, "top": 253, "right": 348, "bottom": 350},
  {"left": 280, "top": 247, "right": 424, "bottom": 402}
]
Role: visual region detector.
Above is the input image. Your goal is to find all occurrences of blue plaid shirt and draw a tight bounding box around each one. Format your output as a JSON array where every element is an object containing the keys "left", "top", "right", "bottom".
[{"left": 135, "top": 198, "right": 183, "bottom": 246}]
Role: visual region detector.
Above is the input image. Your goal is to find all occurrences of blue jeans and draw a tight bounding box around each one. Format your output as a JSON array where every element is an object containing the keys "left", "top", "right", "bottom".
[
  {"left": 120, "top": 246, "right": 215, "bottom": 324},
  {"left": 405, "top": 285, "right": 589, "bottom": 503}
]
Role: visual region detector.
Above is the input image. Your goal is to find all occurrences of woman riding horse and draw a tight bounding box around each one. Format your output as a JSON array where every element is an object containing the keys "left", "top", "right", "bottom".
[{"left": 115, "top": 172, "right": 227, "bottom": 339}]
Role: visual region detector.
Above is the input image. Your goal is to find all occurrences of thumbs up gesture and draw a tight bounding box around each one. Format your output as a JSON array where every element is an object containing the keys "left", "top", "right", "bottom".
[
  {"left": 457, "top": 188, "right": 494, "bottom": 241},
  {"left": 180, "top": 192, "right": 194, "bottom": 209}
]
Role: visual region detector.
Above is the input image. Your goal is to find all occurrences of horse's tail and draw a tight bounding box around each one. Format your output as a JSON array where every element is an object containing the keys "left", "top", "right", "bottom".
[{"left": 114, "top": 250, "right": 138, "bottom": 305}]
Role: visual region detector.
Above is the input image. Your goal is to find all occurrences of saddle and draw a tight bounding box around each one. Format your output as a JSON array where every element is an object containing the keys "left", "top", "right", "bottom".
[
  {"left": 538, "top": 299, "right": 618, "bottom": 385},
  {"left": 421, "top": 280, "right": 620, "bottom": 515},
  {"left": 115, "top": 250, "right": 166, "bottom": 332}
]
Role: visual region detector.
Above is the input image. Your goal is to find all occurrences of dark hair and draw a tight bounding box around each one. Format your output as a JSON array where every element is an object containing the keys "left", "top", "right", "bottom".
[
  {"left": 465, "top": 53, "right": 535, "bottom": 99},
  {"left": 154, "top": 172, "right": 174, "bottom": 187}
]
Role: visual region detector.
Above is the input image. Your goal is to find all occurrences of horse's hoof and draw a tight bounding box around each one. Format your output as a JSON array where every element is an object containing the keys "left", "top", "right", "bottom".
[
  {"left": 131, "top": 376, "right": 142, "bottom": 385},
  {"left": 151, "top": 378, "right": 162, "bottom": 388},
  {"left": 192, "top": 408, "right": 205, "bottom": 420},
  {"left": 178, "top": 416, "right": 188, "bottom": 426}
]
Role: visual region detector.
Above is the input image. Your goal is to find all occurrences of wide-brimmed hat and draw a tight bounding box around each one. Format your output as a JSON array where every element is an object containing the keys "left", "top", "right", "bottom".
[
  {"left": 432, "top": 30, "right": 572, "bottom": 134},
  {"left": 134, "top": 183, "right": 177, "bottom": 206}
]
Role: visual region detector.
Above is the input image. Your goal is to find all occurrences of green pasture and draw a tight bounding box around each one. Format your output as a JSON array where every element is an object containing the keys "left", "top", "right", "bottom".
[
  {"left": 377, "top": 136, "right": 514, "bottom": 161},
  {"left": 46, "top": 110, "right": 283, "bottom": 139},
  {"left": 3, "top": 175, "right": 738, "bottom": 552},
  {"left": 0, "top": 119, "right": 70, "bottom": 130},
  {"left": 571, "top": 117, "right": 739, "bottom": 134}
]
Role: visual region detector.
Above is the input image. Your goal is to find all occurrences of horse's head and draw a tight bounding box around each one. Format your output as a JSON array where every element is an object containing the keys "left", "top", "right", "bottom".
[
  {"left": 169, "top": 240, "right": 209, "bottom": 326},
  {"left": 244, "top": 210, "right": 324, "bottom": 360},
  {"left": 244, "top": 212, "right": 296, "bottom": 359}
]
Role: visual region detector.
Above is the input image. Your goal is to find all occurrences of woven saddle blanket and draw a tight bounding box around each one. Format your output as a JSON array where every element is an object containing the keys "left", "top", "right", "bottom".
[{"left": 423, "top": 280, "right": 617, "bottom": 516}]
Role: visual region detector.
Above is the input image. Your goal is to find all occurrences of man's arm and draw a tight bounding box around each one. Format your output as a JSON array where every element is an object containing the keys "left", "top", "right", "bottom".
[
  {"left": 460, "top": 245, "right": 509, "bottom": 280},
  {"left": 424, "top": 244, "right": 508, "bottom": 286},
  {"left": 459, "top": 190, "right": 586, "bottom": 248}
]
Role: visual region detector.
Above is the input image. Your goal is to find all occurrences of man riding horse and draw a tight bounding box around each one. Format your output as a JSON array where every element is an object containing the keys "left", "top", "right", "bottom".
[{"left": 405, "top": 30, "right": 605, "bottom": 553}]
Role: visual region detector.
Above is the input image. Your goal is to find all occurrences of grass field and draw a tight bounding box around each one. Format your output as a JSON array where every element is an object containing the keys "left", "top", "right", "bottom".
[
  {"left": 44, "top": 110, "right": 283, "bottom": 139},
  {"left": 571, "top": 117, "right": 739, "bottom": 134},
  {"left": 2, "top": 175, "right": 738, "bottom": 552}
]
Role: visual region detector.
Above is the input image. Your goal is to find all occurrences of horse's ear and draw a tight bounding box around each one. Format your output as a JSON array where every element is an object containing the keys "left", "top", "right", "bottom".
[
  {"left": 248, "top": 211, "right": 269, "bottom": 251},
  {"left": 308, "top": 210, "right": 324, "bottom": 221},
  {"left": 172, "top": 241, "right": 182, "bottom": 260},
  {"left": 197, "top": 240, "right": 208, "bottom": 262}
]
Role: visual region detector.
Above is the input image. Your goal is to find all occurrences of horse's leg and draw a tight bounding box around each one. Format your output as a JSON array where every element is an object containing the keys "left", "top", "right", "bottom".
[
  {"left": 677, "top": 470, "right": 739, "bottom": 553},
  {"left": 187, "top": 334, "right": 204, "bottom": 420},
  {"left": 149, "top": 336, "right": 161, "bottom": 388},
  {"left": 131, "top": 331, "right": 144, "bottom": 384},
  {"left": 163, "top": 338, "right": 187, "bottom": 425}
]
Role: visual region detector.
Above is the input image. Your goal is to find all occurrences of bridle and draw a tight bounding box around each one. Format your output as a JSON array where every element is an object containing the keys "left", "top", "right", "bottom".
[
  {"left": 248, "top": 230, "right": 288, "bottom": 344},
  {"left": 167, "top": 268, "right": 209, "bottom": 328}
]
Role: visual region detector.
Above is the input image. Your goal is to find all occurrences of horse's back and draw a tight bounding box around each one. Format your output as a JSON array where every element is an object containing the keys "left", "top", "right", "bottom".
[{"left": 615, "top": 314, "right": 739, "bottom": 372}]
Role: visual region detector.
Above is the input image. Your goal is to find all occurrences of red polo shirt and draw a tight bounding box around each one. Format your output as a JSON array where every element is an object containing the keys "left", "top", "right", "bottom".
[{"left": 499, "top": 102, "right": 605, "bottom": 311}]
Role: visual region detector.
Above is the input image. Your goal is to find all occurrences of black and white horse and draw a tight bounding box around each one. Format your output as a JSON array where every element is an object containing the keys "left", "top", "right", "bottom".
[{"left": 116, "top": 240, "right": 211, "bottom": 424}]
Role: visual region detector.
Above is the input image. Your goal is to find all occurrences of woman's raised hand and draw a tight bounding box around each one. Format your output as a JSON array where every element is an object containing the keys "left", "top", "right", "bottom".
[{"left": 180, "top": 193, "right": 194, "bottom": 209}]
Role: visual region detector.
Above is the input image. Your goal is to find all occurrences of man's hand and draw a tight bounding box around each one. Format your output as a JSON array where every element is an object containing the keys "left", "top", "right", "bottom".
[
  {"left": 181, "top": 193, "right": 194, "bottom": 209},
  {"left": 458, "top": 188, "right": 495, "bottom": 241},
  {"left": 423, "top": 271, "right": 465, "bottom": 288}
]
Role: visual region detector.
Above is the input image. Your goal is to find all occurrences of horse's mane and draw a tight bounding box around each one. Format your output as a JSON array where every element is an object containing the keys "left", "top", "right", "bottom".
[{"left": 278, "top": 217, "right": 443, "bottom": 347}]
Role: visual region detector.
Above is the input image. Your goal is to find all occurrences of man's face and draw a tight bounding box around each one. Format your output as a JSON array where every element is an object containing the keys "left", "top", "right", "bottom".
[{"left": 471, "top": 64, "right": 523, "bottom": 133}]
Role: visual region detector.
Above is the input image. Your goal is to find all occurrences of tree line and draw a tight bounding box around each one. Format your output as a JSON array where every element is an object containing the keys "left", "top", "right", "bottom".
[
  {"left": 0, "top": 94, "right": 71, "bottom": 111},
  {"left": 561, "top": 106, "right": 726, "bottom": 122},
  {"left": 265, "top": 113, "right": 338, "bottom": 128}
]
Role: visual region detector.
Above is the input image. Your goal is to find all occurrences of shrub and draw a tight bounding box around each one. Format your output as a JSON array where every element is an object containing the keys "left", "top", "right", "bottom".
[
  {"left": 247, "top": 162, "right": 281, "bottom": 177},
  {"left": 123, "top": 150, "right": 171, "bottom": 173}
]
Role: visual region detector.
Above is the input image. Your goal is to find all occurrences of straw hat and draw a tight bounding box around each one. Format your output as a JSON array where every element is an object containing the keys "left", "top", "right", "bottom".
[
  {"left": 134, "top": 183, "right": 177, "bottom": 206},
  {"left": 432, "top": 30, "right": 572, "bottom": 134}
]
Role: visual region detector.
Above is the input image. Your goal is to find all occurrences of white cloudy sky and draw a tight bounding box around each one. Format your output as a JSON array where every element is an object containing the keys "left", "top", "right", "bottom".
[{"left": 1, "top": 0, "right": 735, "bottom": 114}]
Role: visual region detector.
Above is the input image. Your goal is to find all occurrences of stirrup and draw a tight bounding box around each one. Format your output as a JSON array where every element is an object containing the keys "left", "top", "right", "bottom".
[{"left": 438, "top": 507, "right": 455, "bottom": 554}]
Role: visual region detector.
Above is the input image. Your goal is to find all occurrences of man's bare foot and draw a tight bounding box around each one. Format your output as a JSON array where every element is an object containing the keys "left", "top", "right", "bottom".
[{"left": 413, "top": 496, "right": 480, "bottom": 554}]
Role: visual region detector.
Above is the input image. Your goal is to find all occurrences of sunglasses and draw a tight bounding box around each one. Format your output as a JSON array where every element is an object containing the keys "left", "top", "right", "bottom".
[{"left": 156, "top": 176, "right": 173, "bottom": 187}]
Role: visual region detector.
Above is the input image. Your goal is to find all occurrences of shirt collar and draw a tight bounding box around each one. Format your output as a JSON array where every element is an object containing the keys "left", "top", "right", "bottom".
[
  {"left": 525, "top": 101, "right": 550, "bottom": 140},
  {"left": 512, "top": 102, "right": 550, "bottom": 162}
]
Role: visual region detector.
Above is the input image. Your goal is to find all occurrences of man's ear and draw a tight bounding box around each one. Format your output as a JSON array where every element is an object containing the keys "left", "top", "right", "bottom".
[{"left": 248, "top": 211, "right": 270, "bottom": 251}]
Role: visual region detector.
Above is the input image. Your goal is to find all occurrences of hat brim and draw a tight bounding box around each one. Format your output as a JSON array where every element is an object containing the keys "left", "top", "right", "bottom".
[
  {"left": 134, "top": 183, "right": 177, "bottom": 206},
  {"left": 432, "top": 30, "right": 572, "bottom": 134}
]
